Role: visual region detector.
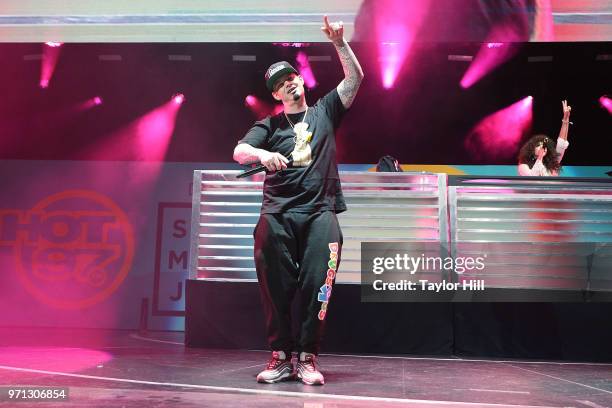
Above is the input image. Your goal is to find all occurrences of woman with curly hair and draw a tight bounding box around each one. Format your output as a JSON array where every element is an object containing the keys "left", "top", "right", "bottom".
[{"left": 518, "top": 100, "right": 572, "bottom": 176}]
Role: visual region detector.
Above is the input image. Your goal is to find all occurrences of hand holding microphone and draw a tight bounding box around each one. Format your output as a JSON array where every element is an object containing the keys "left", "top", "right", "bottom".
[
  {"left": 236, "top": 151, "right": 291, "bottom": 178},
  {"left": 260, "top": 151, "right": 290, "bottom": 171}
]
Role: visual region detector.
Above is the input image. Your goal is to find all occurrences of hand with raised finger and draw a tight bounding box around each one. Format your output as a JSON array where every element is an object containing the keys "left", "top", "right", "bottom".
[
  {"left": 321, "top": 15, "right": 344, "bottom": 45},
  {"left": 562, "top": 100, "right": 572, "bottom": 121}
]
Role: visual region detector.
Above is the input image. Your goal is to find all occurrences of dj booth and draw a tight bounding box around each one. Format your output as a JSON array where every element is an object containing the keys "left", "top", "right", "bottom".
[{"left": 186, "top": 171, "right": 612, "bottom": 361}]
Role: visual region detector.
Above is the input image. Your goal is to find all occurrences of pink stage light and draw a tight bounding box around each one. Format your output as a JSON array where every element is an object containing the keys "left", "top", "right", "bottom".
[
  {"left": 295, "top": 52, "right": 317, "bottom": 89},
  {"left": 245, "top": 95, "right": 256, "bottom": 107},
  {"left": 244, "top": 94, "right": 281, "bottom": 119},
  {"left": 600, "top": 96, "right": 612, "bottom": 114},
  {"left": 73, "top": 99, "right": 184, "bottom": 222},
  {"left": 134, "top": 100, "right": 183, "bottom": 160},
  {"left": 83, "top": 98, "right": 183, "bottom": 162},
  {"left": 0, "top": 347, "right": 112, "bottom": 373},
  {"left": 40, "top": 42, "right": 62, "bottom": 89},
  {"left": 464, "top": 96, "right": 533, "bottom": 161},
  {"left": 25, "top": 97, "right": 105, "bottom": 125},
  {"left": 80, "top": 96, "right": 104, "bottom": 110},
  {"left": 460, "top": 23, "right": 524, "bottom": 89},
  {"left": 380, "top": 42, "right": 402, "bottom": 89},
  {"left": 374, "top": 0, "right": 430, "bottom": 89},
  {"left": 172, "top": 93, "right": 185, "bottom": 105}
]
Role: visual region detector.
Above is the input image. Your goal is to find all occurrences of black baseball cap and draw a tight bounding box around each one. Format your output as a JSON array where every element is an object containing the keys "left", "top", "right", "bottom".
[{"left": 265, "top": 61, "right": 298, "bottom": 91}]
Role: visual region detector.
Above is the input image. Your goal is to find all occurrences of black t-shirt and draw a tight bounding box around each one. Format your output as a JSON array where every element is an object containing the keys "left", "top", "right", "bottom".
[{"left": 238, "top": 88, "right": 347, "bottom": 214}]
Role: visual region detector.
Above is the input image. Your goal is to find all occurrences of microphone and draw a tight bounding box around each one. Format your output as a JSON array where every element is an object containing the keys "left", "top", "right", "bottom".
[
  {"left": 236, "top": 158, "right": 293, "bottom": 179},
  {"left": 292, "top": 89, "right": 301, "bottom": 101}
]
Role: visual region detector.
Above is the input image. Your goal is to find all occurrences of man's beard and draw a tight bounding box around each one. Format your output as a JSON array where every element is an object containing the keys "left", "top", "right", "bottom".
[{"left": 291, "top": 88, "right": 301, "bottom": 101}]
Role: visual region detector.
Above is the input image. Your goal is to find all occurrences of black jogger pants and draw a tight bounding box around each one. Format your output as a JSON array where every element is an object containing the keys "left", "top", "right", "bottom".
[{"left": 253, "top": 211, "right": 343, "bottom": 355}]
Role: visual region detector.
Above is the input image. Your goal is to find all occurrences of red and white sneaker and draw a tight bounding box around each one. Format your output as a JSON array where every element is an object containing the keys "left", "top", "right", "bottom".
[
  {"left": 256, "top": 351, "right": 294, "bottom": 383},
  {"left": 296, "top": 352, "right": 324, "bottom": 385}
]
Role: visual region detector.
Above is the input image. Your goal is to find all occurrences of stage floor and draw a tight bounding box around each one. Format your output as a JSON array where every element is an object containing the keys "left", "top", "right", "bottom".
[{"left": 0, "top": 328, "right": 610, "bottom": 407}]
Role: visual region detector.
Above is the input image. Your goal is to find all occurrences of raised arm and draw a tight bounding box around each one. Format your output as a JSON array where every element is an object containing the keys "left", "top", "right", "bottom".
[
  {"left": 558, "top": 100, "right": 571, "bottom": 141},
  {"left": 321, "top": 15, "right": 364, "bottom": 109},
  {"left": 556, "top": 100, "right": 571, "bottom": 163}
]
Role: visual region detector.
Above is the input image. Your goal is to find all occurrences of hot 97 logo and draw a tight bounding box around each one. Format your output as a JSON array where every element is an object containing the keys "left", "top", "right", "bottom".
[{"left": 1, "top": 190, "right": 135, "bottom": 309}]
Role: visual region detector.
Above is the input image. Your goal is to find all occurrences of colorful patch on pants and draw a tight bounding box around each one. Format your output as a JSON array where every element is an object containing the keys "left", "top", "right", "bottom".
[{"left": 318, "top": 242, "right": 339, "bottom": 321}]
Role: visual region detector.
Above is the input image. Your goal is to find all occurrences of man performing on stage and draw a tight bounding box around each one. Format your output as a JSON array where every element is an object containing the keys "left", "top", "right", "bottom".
[{"left": 233, "top": 15, "right": 363, "bottom": 385}]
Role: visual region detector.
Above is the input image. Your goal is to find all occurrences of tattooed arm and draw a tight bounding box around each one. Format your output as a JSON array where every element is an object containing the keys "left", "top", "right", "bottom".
[{"left": 321, "top": 15, "right": 364, "bottom": 109}]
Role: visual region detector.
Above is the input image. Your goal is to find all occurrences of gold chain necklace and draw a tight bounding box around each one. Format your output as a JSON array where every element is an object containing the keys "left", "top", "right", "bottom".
[{"left": 284, "top": 106, "right": 308, "bottom": 129}]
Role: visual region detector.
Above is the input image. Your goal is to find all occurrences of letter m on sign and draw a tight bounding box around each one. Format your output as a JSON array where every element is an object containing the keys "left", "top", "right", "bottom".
[{"left": 169, "top": 250, "right": 187, "bottom": 270}]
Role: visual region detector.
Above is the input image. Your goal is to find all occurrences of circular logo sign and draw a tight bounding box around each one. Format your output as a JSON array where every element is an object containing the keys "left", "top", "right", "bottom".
[{"left": 14, "top": 190, "right": 135, "bottom": 309}]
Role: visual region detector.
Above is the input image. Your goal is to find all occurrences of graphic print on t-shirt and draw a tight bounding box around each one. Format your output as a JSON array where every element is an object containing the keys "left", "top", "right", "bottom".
[{"left": 291, "top": 122, "right": 313, "bottom": 166}]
